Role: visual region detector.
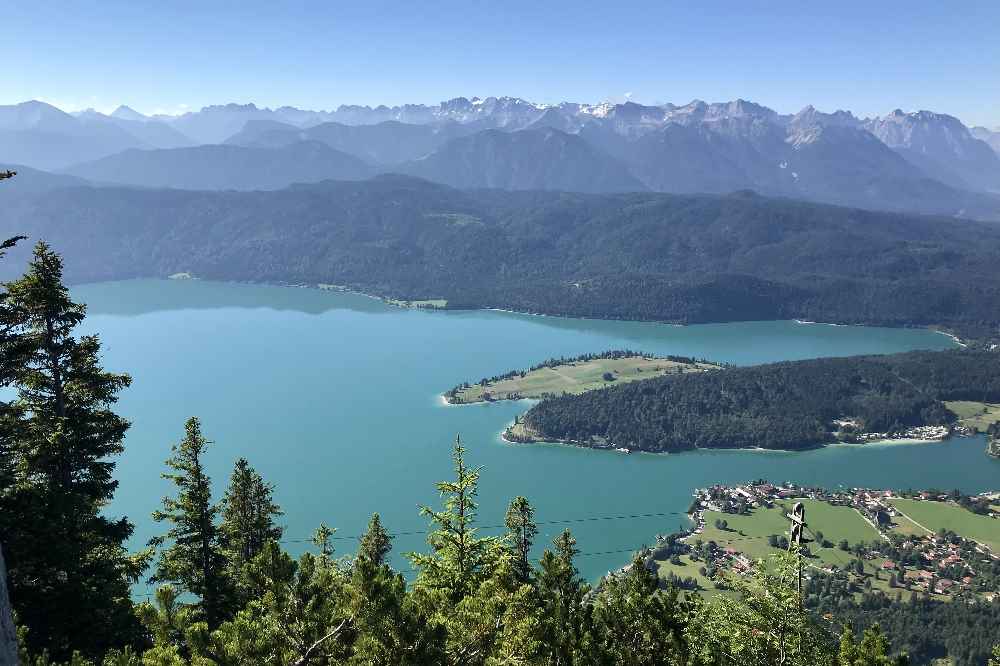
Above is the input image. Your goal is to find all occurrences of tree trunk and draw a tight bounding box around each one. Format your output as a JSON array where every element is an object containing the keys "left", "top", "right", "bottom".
[{"left": 0, "top": 543, "right": 19, "bottom": 666}]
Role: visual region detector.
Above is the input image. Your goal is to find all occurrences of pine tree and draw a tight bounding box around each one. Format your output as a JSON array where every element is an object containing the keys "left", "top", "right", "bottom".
[
  {"left": 446, "top": 551, "right": 543, "bottom": 664},
  {"left": 409, "top": 436, "right": 496, "bottom": 601},
  {"left": 150, "top": 417, "right": 229, "bottom": 629},
  {"left": 357, "top": 513, "right": 393, "bottom": 567},
  {"left": 348, "top": 519, "right": 445, "bottom": 665},
  {"left": 589, "top": 558, "right": 692, "bottom": 665},
  {"left": 220, "top": 457, "right": 283, "bottom": 570},
  {"left": 504, "top": 496, "right": 538, "bottom": 584},
  {"left": 0, "top": 174, "right": 24, "bottom": 659},
  {"left": 209, "top": 542, "right": 353, "bottom": 665},
  {"left": 0, "top": 242, "right": 142, "bottom": 659},
  {"left": 838, "top": 624, "right": 908, "bottom": 666},
  {"left": 839, "top": 625, "right": 859, "bottom": 666},
  {"left": 537, "top": 529, "right": 590, "bottom": 665}
]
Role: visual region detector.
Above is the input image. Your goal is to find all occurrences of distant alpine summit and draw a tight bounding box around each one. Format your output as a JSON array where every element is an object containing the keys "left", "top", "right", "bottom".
[{"left": 1, "top": 96, "right": 999, "bottom": 218}]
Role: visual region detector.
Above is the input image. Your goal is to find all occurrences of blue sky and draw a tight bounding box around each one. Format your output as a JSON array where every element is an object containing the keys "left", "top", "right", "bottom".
[{"left": 3, "top": 1, "right": 998, "bottom": 127}]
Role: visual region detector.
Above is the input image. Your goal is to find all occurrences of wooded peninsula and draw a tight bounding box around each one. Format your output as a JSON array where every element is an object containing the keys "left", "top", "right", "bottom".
[{"left": 507, "top": 349, "right": 1000, "bottom": 452}]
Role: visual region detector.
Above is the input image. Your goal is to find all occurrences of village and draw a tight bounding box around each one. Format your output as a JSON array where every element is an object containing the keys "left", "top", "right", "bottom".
[
  {"left": 831, "top": 418, "right": 954, "bottom": 443},
  {"left": 662, "top": 481, "right": 1000, "bottom": 602}
]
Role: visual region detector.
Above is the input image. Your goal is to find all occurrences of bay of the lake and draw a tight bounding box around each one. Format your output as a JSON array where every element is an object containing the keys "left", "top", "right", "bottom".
[{"left": 72, "top": 279, "right": 997, "bottom": 584}]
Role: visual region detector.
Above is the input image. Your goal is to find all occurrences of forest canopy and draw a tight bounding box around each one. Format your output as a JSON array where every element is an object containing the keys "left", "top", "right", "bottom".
[{"left": 517, "top": 349, "right": 1000, "bottom": 452}]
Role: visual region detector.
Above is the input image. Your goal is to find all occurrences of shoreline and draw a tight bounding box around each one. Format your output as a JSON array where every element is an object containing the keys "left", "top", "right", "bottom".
[
  {"left": 438, "top": 393, "right": 538, "bottom": 408},
  {"left": 932, "top": 329, "right": 968, "bottom": 348},
  {"left": 500, "top": 427, "right": 966, "bottom": 456},
  {"left": 124, "top": 276, "right": 970, "bottom": 346}
]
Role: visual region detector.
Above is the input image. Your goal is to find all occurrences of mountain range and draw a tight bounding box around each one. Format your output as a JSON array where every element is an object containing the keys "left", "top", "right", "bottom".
[{"left": 1, "top": 96, "right": 999, "bottom": 218}]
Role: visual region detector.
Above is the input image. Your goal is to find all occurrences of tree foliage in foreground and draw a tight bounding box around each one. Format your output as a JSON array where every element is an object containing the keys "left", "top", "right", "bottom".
[
  {"left": 18, "top": 417, "right": 931, "bottom": 666},
  {"left": 0, "top": 242, "right": 143, "bottom": 659}
]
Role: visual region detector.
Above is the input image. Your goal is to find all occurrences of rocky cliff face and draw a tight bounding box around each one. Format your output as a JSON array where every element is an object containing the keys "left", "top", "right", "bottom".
[{"left": 0, "top": 544, "right": 17, "bottom": 665}]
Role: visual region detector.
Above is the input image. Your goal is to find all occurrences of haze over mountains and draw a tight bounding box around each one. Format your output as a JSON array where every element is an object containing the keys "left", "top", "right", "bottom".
[{"left": 1, "top": 96, "right": 1000, "bottom": 218}]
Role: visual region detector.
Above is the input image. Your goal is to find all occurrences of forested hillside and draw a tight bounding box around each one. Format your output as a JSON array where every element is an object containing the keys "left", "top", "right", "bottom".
[
  {"left": 3, "top": 175, "right": 1000, "bottom": 341},
  {"left": 516, "top": 350, "right": 1000, "bottom": 452}
]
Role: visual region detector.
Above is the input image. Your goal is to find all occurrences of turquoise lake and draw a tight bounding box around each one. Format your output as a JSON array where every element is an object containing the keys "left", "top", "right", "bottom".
[{"left": 71, "top": 279, "right": 999, "bottom": 583}]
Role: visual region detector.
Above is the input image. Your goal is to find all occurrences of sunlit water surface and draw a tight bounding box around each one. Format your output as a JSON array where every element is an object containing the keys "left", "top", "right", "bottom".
[{"left": 71, "top": 280, "right": 997, "bottom": 583}]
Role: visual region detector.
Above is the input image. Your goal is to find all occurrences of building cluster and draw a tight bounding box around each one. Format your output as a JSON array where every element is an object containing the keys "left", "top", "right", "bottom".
[
  {"left": 831, "top": 418, "right": 952, "bottom": 443},
  {"left": 682, "top": 483, "right": 998, "bottom": 600},
  {"left": 849, "top": 424, "right": 950, "bottom": 442},
  {"left": 877, "top": 534, "right": 996, "bottom": 599},
  {"left": 691, "top": 481, "right": 804, "bottom": 518}
]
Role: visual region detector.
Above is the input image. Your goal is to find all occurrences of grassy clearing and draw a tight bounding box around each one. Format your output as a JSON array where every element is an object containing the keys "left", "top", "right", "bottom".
[
  {"left": 889, "top": 499, "right": 1000, "bottom": 552},
  {"left": 944, "top": 400, "right": 1000, "bottom": 431},
  {"left": 653, "top": 555, "right": 718, "bottom": 591},
  {"left": 779, "top": 499, "right": 881, "bottom": 547},
  {"left": 685, "top": 501, "right": 941, "bottom": 602},
  {"left": 697, "top": 507, "right": 790, "bottom": 560},
  {"left": 450, "top": 356, "right": 714, "bottom": 403},
  {"left": 889, "top": 513, "right": 930, "bottom": 538},
  {"left": 695, "top": 500, "right": 879, "bottom": 570}
]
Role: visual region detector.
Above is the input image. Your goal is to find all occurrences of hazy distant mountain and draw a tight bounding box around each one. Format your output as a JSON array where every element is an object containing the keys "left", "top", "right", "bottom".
[
  {"left": 223, "top": 119, "right": 300, "bottom": 147},
  {"left": 159, "top": 103, "right": 350, "bottom": 143},
  {"left": 0, "top": 164, "right": 89, "bottom": 196},
  {"left": 162, "top": 103, "right": 284, "bottom": 145},
  {"left": 75, "top": 109, "right": 194, "bottom": 150},
  {"left": 7, "top": 96, "right": 1000, "bottom": 217},
  {"left": 0, "top": 101, "right": 145, "bottom": 169},
  {"left": 226, "top": 119, "right": 474, "bottom": 164},
  {"left": 64, "top": 141, "right": 373, "bottom": 190},
  {"left": 324, "top": 96, "right": 548, "bottom": 129},
  {"left": 0, "top": 100, "right": 81, "bottom": 133},
  {"left": 970, "top": 126, "right": 1000, "bottom": 156},
  {"left": 566, "top": 104, "right": 999, "bottom": 217},
  {"left": 599, "top": 122, "right": 753, "bottom": 193},
  {"left": 399, "top": 128, "right": 646, "bottom": 193},
  {"left": 863, "top": 110, "right": 1000, "bottom": 193},
  {"left": 778, "top": 120, "right": 988, "bottom": 215},
  {"left": 110, "top": 105, "right": 149, "bottom": 122}
]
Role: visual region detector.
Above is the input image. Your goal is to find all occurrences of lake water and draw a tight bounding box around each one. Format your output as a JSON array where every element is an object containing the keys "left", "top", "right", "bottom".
[{"left": 72, "top": 279, "right": 998, "bottom": 583}]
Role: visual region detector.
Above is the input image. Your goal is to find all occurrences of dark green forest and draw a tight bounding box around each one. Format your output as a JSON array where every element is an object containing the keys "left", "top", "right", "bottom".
[
  {"left": 803, "top": 534, "right": 1000, "bottom": 666},
  {"left": 517, "top": 350, "right": 1000, "bottom": 451},
  {"left": 3, "top": 176, "right": 1000, "bottom": 341}
]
